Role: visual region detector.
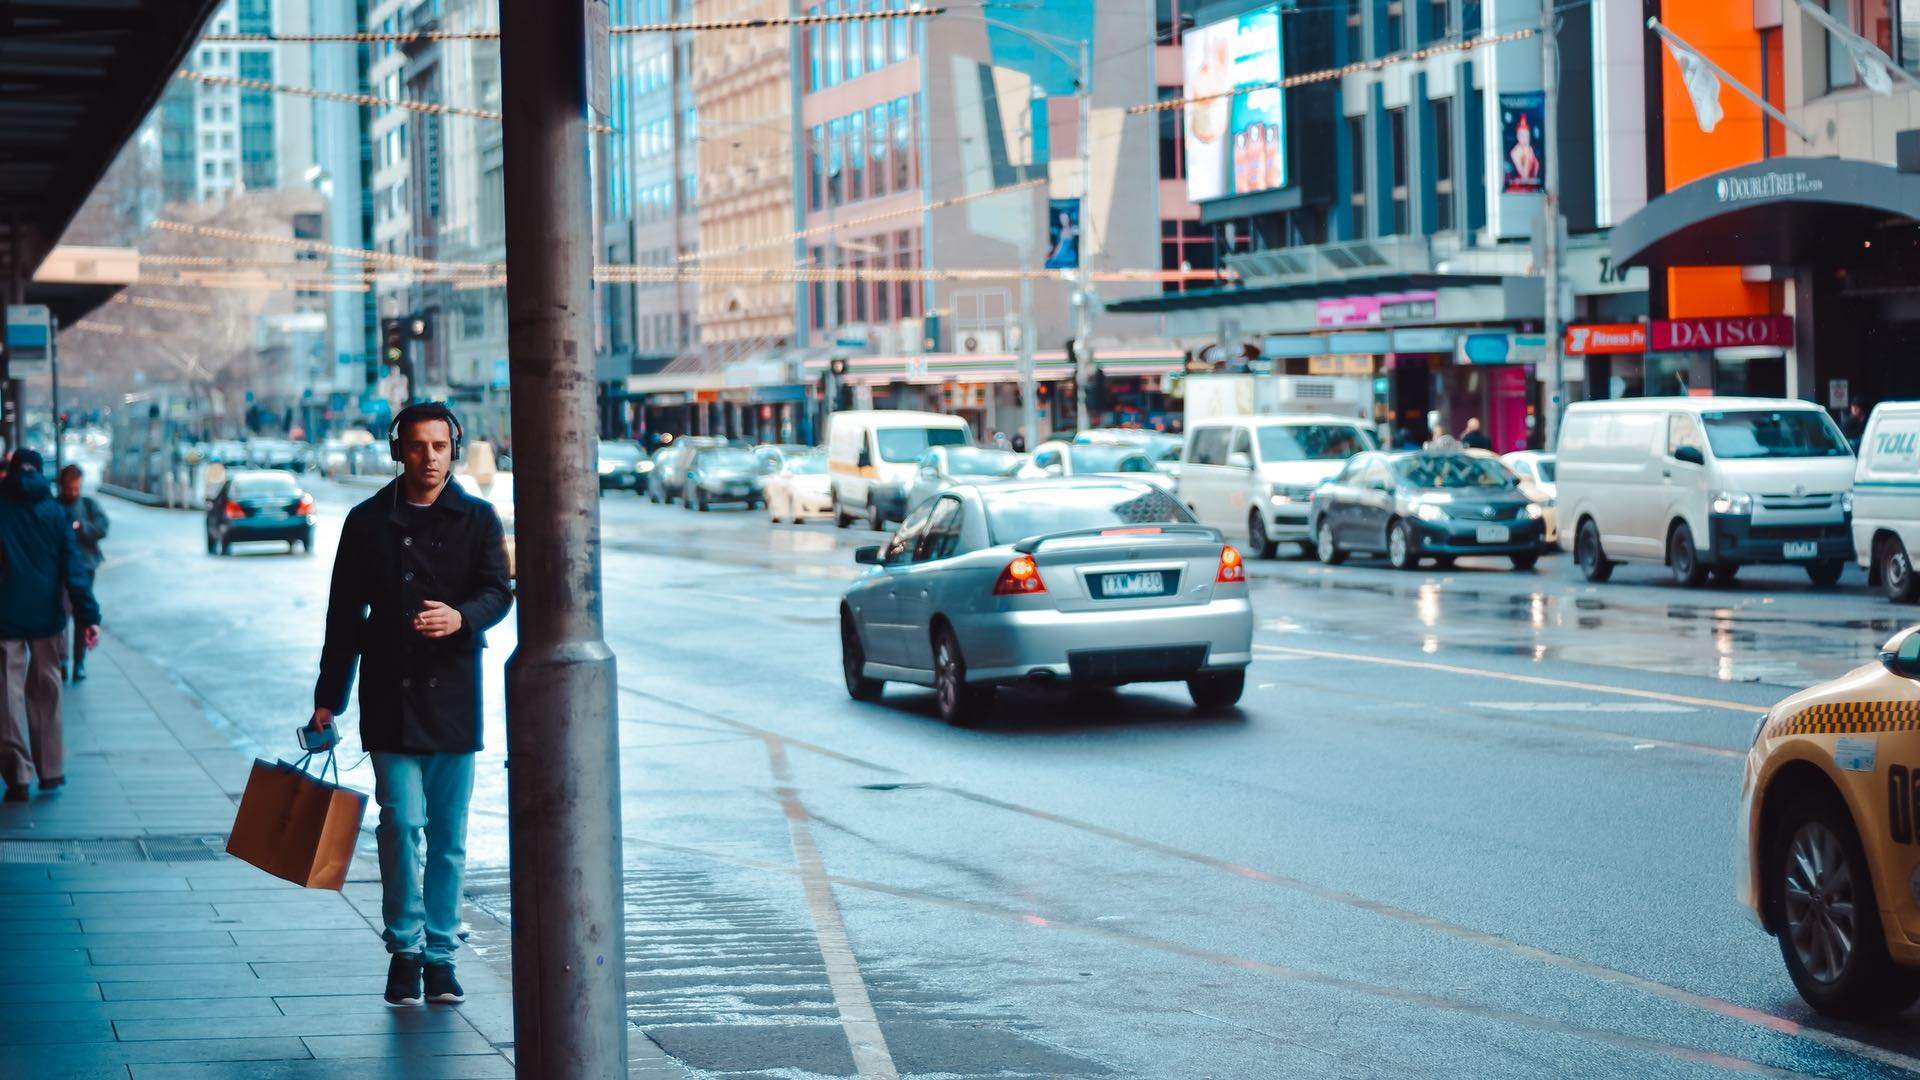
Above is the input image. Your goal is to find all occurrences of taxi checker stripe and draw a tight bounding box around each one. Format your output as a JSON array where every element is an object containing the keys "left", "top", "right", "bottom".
[{"left": 1765, "top": 700, "right": 1920, "bottom": 739}]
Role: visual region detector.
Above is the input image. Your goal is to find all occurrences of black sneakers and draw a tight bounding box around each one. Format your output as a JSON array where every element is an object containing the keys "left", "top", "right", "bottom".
[
  {"left": 3, "top": 785, "right": 26, "bottom": 803},
  {"left": 424, "top": 962, "right": 465, "bottom": 1004},
  {"left": 385, "top": 952, "right": 424, "bottom": 1007}
]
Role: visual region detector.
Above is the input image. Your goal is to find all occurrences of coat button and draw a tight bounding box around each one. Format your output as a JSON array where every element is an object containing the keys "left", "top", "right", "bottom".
[
  {"left": 428, "top": 678, "right": 438, "bottom": 688},
  {"left": 401, "top": 678, "right": 412, "bottom": 689},
  {"left": 403, "top": 536, "right": 413, "bottom": 547},
  {"left": 404, "top": 571, "right": 414, "bottom": 582}
]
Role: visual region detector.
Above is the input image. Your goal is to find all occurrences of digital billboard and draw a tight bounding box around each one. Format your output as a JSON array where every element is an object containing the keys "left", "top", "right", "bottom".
[{"left": 1182, "top": 6, "right": 1285, "bottom": 203}]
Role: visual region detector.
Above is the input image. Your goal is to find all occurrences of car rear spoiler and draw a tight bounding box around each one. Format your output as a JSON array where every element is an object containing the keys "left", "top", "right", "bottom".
[{"left": 1013, "top": 523, "right": 1223, "bottom": 554}]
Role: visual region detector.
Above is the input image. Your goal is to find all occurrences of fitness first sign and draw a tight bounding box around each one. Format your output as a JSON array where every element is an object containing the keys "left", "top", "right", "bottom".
[{"left": 1714, "top": 170, "right": 1824, "bottom": 203}]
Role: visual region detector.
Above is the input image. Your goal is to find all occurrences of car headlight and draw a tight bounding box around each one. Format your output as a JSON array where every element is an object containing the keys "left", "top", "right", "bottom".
[
  {"left": 1711, "top": 490, "right": 1752, "bottom": 515},
  {"left": 1269, "top": 483, "right": 1315, "bottom": 503},
  {"left": 597, "top": 460, "right": 616, "bottom": 475},
  {"left": 1524, "top": 502, "right": 1544, "bottom": 520},
  {"left": 636, "top": 460, "right": 655, "bottom": 474},
  {"left": 1842, "top": 491, "right": 1854, "bottom": 514},
  {"left": 1414, "top": 502, "right": 1447, "bottom": 522}
]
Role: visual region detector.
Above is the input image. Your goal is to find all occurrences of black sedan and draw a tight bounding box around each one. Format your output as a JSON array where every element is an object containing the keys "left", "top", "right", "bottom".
[
  {"left": 597, "top": 439, "right": 650, "bottom": 493},
  {"left": 1308, "top": 451, "right": 1548, "bottom": 571},
  {"left": 683, "top": 446, "right": 764, "bottom": 511},
  {"left": 206, "top": 469, "right": 316, "bottom": 555}
]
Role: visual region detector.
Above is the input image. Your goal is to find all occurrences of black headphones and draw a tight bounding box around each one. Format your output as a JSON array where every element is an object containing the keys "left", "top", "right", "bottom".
[{"left": 388, "top": 401, "right": 465, "bottom": 463}]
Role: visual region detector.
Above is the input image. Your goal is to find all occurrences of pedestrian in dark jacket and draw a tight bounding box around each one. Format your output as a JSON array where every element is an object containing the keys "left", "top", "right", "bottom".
[
  {"left": 0, "top": 450, "right": 101, "bottom": 801},
  {"left": 308, "top": 403, "right": 512, "bottom": 1008},
  {"left": 57, "top": 465, "right": 108, "bottom": 683}
]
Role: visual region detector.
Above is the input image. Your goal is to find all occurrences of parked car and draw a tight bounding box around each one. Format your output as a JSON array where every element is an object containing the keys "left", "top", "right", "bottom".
[
  {"left": 1023, "top": 442, "right": 1169, "bottom": 492},
  {"left": 1852, "top": 401, "right": 1920, "bottom": 601},
  {"left": 351, "top": 441, "right": 399, "bottom": 478},
  {"left": 646, "top": 446, "right": 677, "bottom": 502},
  {"left": 1500, "top": 450, "right": 1559, "bottom": 544},
  {"left": 827, "top": 410, "right": 972, "bottom": 529},
  {"left": 1556, "top": 397, "right": 1855, "bottom": 588},
  {"left": 1308, "top": 450, "right": 1548, "bottom": 571},
  {"left": 906, "top": 446, "right": 1026, "bottom": 512},
  {"left": 317, "top": 438, "right": 358, "bottom": 479},
  {"left": 764, "top": 450, "right": 833, "bottom": 523},
  {"left": 839, "top": 478, "right": 1253, "bottom": 724},
  {"left": 1180, "top": 415, "right": 1376, "bottom": 559},
  {"left": 1075, "top": 429, "right": 1185, "bottom": 477},
  {"left": 683, "top": 446, "right": 764, "bottom": 511},
  {"left": 654, "top": 436, "right": 727, "bottom": 505},
  {"left": 205, "top": 469, "right": 315, "bottom": 555},
  {"left": 596, "top": 439, "right": 650, "bottom": 493},
  {"left": 753, "top": 443, "right": 813, "bottom": 473}
]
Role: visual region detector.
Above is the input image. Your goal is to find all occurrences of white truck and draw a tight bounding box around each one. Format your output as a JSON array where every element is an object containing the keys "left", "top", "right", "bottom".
[{"left": 1179, "top": 374, "right": 1373, "bottom": 427}]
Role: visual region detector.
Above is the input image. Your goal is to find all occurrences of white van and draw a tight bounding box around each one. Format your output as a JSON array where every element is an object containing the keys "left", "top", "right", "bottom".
[
  {"left": 1178, "top": 414, "right": 1376, "bottom": 558},
  {"left": 827, "top": 410, "right": 972, "bottom": 530},
  {"left": 1555, "top": 397, "right": 1855, "bottom": 588},
  {"left": 1852, "top": 401, "right": 1920, "bottom": 601}
]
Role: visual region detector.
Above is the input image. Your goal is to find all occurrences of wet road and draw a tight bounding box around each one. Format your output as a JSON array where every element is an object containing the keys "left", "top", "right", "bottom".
[{"left": 93, "top": 473, "right": 1920, "bottom": 1079}]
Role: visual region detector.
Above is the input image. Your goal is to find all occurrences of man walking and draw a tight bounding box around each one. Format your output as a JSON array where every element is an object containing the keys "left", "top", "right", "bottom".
[
  {"left": 0, "top": 450, "right": 100, "bottom": 801},
  {"left": 57, "top": 465, "right": 108, "bottom": 682},
  {"left": 308, "top": 403, "right": 512, "bottom": 1007}
]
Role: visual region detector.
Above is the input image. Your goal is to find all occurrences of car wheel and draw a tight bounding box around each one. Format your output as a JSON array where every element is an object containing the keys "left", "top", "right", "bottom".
[
  {"left": 1709, "top": 563, "right": 1740, "bottom": 586},
  {"left": 1807, "top": 558, "right": 1846, "bottom": 588},
  {"left": 1509, "top": 552, "right": 1539, "bottom": 571},
  {"left": 933, "top": 627, "right": 993, "bottom": 726},
  {"left": 840, "top": 610, "right": 884, "bottom": 702},
  {"left": 1881, "top": 536, "right": 1920, "bottom": 602},
  {"left": 1248, "top": 512, "right": 1276, "bottom": 560},
  {"left": 1315, "top": 520, "right": 1346, "bottom": 565},
  {"left": 1576, "top": 518, "right": 1613, "bottom": 583},
  {"left": 868, "top": 501, "right": 884, "bottom": 532},
  {"left": 1668, "top": 522, "right": 1707, "bottom": 587},
  {"left": 1769, "top": 788, "right": 1920, "bottom": 1018},
  {"left": 695, "top": 488, "right": 709, "bottom": 512},
  {"left": 1432, "top": 555, "right": 1456, "bottom": 569},
  {"left": 1386, "top": 520, "right": 1418, "bottom": 570},
  {"left": 1187, "top": 669, "right": 1245, "bottom": 711}
]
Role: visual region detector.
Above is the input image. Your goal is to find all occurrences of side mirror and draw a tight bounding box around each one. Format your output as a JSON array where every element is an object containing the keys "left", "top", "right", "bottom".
[
  {"left": 1227, "top": 452, "right": 1253, "bottom": 470},
  {"left": 854, "top": 545, "right": 882, "bottom": 565},
  {"left": 857, "top": 447, "right": 873, "bottom": 469},
  {"left": 1881, "top": 633, "right": 1920, "bottom": 680},
  {"left": 1674, "top": 445, "right": 1705, "bottom": 466}
]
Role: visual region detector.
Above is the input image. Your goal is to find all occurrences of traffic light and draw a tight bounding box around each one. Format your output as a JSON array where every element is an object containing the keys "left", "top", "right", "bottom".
[{"left": 382, "top": 318, "right": 405, "bottom": 368}]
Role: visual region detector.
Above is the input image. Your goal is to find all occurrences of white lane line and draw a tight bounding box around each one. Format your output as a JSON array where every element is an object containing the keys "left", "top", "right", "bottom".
[
  {"left": 1469, "top": 701, "right": 1699, "bottom": 714},
  {"left": 762, "top": 737, "right": 900, "bottom": 1080}
]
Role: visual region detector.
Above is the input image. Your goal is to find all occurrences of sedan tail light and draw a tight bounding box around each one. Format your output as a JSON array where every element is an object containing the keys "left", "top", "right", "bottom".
[
  {"left": 1216, "top": 545, "right": 1245, "bottom": 583},
  {"left": 294, "top": 495, "right": 315, "bottom": 517},
  {"left": 992, "top": 554, "right": 1047, "bottom": 596},
  {"left": 223, "top": 500, "right": 247, "bottom": 520}
]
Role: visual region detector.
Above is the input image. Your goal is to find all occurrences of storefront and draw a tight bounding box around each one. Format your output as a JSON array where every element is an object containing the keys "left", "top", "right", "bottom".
[{"left": 1610, "top": 156, "right": 1920, "bottom": 410}]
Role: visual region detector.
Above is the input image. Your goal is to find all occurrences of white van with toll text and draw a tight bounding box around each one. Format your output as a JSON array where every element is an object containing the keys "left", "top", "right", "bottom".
[
  {"left": 1555, "top": 397, "right": 1855, "bottom": 588},
  {"left": 1852, "top": 401, "right": 1920, "bottom": 601},
  {"left": 827, "top": 410, "right": 972, "bottom": 530}
]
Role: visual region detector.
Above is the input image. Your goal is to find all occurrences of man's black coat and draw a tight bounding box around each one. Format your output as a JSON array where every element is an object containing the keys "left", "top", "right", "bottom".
[{"left": 314, "top": 478, "right": 513, "bottom": 753}]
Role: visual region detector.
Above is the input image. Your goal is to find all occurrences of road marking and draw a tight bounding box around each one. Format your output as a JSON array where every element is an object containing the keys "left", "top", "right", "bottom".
[
  {"left": 761, "top": 737, "right": 899, "bottom": 1080},
  {"left": 1254, "top": 644, "right": 1769, "bottom": 714},
  {"left": 615, "top": 686, "right": 1920, "bottom": 1074},
  {"left": 1469, "top": 701, "right": 1699, "bottom": 714}
]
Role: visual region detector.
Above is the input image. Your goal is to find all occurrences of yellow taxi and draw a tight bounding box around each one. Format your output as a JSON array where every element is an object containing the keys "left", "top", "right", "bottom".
[{"left": 1740, "top": 626, "right": 1920, "bottom": 1017}]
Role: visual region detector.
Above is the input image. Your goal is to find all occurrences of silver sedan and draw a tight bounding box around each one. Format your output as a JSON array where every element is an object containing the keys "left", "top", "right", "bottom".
[{"left": 839, "top": 478, "right": 1254, "bottom": 724}]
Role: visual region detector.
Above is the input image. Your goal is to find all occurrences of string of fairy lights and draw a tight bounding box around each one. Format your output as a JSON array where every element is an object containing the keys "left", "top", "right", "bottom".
[
  {"left": 173, "top": 70, "right": 616, "bottom": 134},
  {"left": 199, "top": 6, "right": 945, "bottom": 43}
]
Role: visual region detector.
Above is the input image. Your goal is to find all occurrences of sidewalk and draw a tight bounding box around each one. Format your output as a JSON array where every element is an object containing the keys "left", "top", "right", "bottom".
[{"left": 0, "top": 634, "right": 519, "bottom": 1079}]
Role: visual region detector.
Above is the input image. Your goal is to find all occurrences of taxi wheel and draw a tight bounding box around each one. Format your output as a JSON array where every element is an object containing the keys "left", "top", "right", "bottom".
[
  {"left": 1316, "top": 520, "right": 1346, "bottom": 565},
  {"left": 1248, "top": 513, "right": 1277, "bottom": 560},
  {"left": 1387, "top": 520, "right": 1419, "bottom": 570},
  {"left": 933, "top": 628, "right": 993, "bottom": 726},
  {"left": 1576, "top": 519, "right": 1613, "bottom": 583},
  {"left": 840, "top": 610, "right": 884, "bottom": 702},
  {"left": 1770, "top": 790, "right": 1920, "bottom": 1018},
  {"left": 1668, "top": 523, "right": 1707, "bottom": 588},
  {"left": 1187, "top": 670, "right": 1245, "bottom": 711},
  {"left": 1880, "top": 536, "right": 1920, "bottom": 602},
  {"left": 1807, "top": 559, "right": 1846, "bottom": 589}
]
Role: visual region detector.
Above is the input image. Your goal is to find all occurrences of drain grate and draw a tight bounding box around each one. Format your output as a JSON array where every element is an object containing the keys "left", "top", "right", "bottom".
[{"left": 0, "top": 836, "right": 229, "bottom": 865}]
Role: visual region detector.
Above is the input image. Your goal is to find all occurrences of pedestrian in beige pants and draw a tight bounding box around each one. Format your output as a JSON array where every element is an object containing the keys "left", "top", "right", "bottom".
[{"left": 0, "top": 449, "right": 101, "bottom": 801}]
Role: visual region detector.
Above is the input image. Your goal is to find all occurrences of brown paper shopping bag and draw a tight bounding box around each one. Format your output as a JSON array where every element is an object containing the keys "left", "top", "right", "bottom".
[{"left": 226, "top": 752, "right": 367, "bottom": 890}]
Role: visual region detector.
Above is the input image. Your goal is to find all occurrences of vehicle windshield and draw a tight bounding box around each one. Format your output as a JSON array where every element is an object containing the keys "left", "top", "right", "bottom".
[
  {"left": 231, "top": 474, "right": 300, "bottom": 498},
  {"left": 1068, "top": 446, "right": 1155, "bottom": 473},
  {"left": 984, "top": 483, "right": 1193, "bottom": 544},
  {"left": 786, "top": 454, "right": 828, "bottom": 475},
  {"left": 598, "top": 442, "right": 642, "bottom": 463},
  {"left": 696, "top": 448, "right": 757, "bottom": 471},
  {"left": 1700, "top": 410, "right": 1850, "bottom": 459},
  {"left": 1392, "top": 454, "right": 1515, "bottom": 489},
  {"left": 944, "top": 448, "right": 1023, "bottom": 477},
  {"left": 1533, "top": 459, "right": 1557, "bottom": 483},
  {"left": 1258, "top": 424, "right": 1371, "bottom": 462},
  {"left": 876, "top": 426, "right": 968, "bottom": 463}
]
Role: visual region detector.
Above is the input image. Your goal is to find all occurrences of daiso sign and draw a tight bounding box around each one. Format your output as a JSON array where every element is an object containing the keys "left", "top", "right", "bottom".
[{"left": 1647, "top": 315, "right": 1793, "bottom": 351}]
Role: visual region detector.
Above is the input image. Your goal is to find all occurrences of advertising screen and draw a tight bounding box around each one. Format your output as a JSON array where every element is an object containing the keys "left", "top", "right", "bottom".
[{"left": 1182, "top": 6, "right": 1285, "bottom": 203}]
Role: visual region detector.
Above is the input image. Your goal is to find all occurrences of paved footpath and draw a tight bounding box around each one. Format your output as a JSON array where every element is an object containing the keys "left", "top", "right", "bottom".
[{"left": 0, "top": 633, "right": 677, "bottom": 1079}]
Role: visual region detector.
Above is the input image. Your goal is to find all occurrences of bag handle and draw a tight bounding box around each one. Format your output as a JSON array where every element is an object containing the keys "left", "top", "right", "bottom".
[{"left": 290, "top": 749, "right": 341, "bottom": 788}]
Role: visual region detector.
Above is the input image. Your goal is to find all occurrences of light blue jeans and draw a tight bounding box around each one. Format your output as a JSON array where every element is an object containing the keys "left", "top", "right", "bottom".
[{"left": 370, "top": 751, "right": 474, "bottom": 964}]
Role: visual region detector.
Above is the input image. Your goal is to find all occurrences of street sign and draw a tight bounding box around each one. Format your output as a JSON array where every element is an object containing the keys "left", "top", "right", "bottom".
[{"left": 4, "top": 305, "right": 52, "bottom": 378}]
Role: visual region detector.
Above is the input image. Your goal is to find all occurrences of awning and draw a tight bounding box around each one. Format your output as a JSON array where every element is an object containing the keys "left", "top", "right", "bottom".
[{"left": 1611, "top": 157, "right": 1920, "bottom": 269}]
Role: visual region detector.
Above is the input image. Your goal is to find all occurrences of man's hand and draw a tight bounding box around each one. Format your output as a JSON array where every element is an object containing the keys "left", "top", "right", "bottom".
[
  {"left": 309, "top": 707, "right": 333, "bottom": 732},
  {"left": 82, "top": 625, "right": 99, "bottom": 648},
  {"left": 412, "top": 600, "right": 463, "bottom": 639}
]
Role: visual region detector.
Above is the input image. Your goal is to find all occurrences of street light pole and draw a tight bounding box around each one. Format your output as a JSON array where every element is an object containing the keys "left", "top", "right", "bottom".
[
  {"left": 1540, "top": 0, "right": 1565, "bottom": 451},
  {"left": 1073, "top": 37, "right": 1094, "bottom": 431},
  {"left": 498, "top": 1, "right": 628, "bottom": 1077}
]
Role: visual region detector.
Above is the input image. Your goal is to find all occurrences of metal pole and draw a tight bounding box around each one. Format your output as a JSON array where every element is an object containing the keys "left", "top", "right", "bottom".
[
  {"left": 1017, "top": 188, "right": 1037, "bottom": 449},
  {"left": 50, "top": 318, "right": 60, "bottom": 474},
  {"left": 1540, "top": 0, "right": 1564, "bottom": 452},
  {"left": 498, "top": 0, "right": 628, "bottom": 1076},
  {"left": 1073, "top": 38, "right": 1093, "bottom": 431}
]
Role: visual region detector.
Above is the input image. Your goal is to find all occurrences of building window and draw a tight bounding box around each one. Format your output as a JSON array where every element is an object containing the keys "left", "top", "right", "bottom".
[
  {"left": 1346, "top": 115, "right": 1367, "bottom": 234},
  {"left": 1346, "top": 0, "right": 1364, "bottom": 59},
  {"left": 891, "top": 0, "right": 911, "bottom": 61},
  {"left": 1829, "top": 0, "right": 1892, "bottom": 89},
  {"left": 1156, "top": 0, "right": 1195, "bottom": 44},
  {"left": 874, "top": 235, "right": 893, "bottom": 321},
  {"left": 892, "top": 97, "right": 913, "bottom": 189},
  {"left": 1158, "top": 86, "right": 1183, "bottom": 179},
  {"left": 1426, "top": 0, "right": 1450, "bottom": 42},
  {"left": 1431, "top": 96, "right": 1455, "bottom": 231},
  {"left": 1388, "top": 107, "right": 1408, "bottom": 234},
  {"left": 807, "top": 7, "right": 823, "bottom": 91},
  {"left": 849, "top": 110, "right": 865, "bottom": 201},
  {"left": 824, "top": 0, "right": 842, "bottom": 87},
  {"left": 1160, "top": 219, "right": 1215, "bottom": 294},
  {"left": 1385, "top": 1, "right": 1405, "bottom": 53},
  {"left": 827, "top": 118, "right": 845, "bottom": 206},
  {"left": 808, "top": 125, "right": 825, "bottom": 211},
  {"left": 1903, "top": 1, "right": 1920, "bottom": 70},
  {"left": 868, "top": 0, "right": 888, "bottom": 70},
  {"left": 869, "top": 105, "right": 890, "bottom": 197},
  {"left": 894, "top": 229, "right": 918, "bottom": 318}
]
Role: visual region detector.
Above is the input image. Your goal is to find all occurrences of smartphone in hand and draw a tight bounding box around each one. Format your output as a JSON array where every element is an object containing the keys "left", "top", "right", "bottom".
[{"left": 297, "top": 724, "right": 338, "bottom": 752}]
